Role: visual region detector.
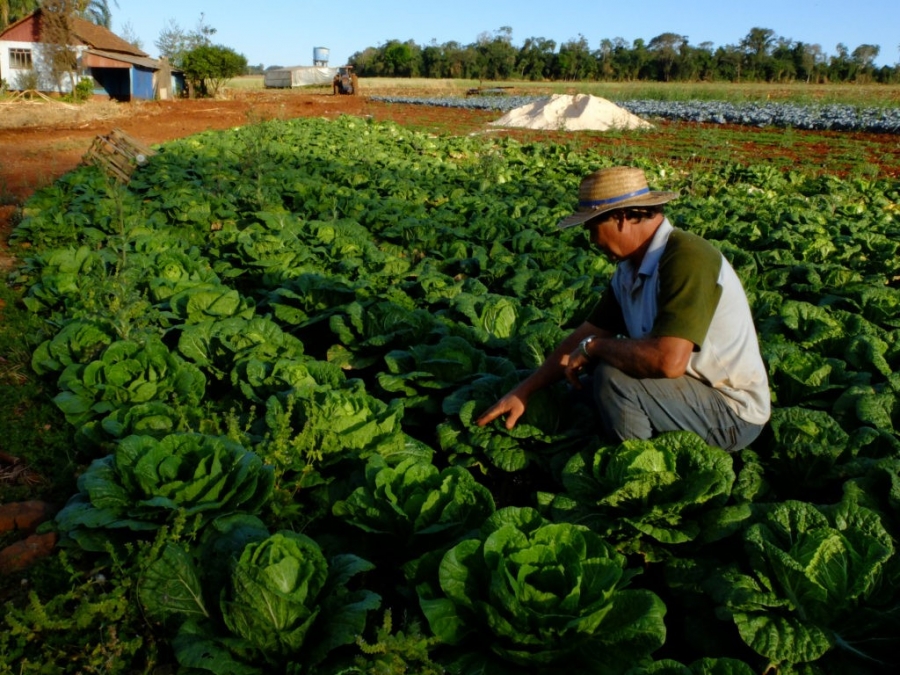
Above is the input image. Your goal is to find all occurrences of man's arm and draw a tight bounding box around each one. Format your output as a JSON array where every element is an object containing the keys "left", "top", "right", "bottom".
[
  {"left": 564, "top": 334, "right": 694, "bottom": 386},
  {"left": 476, "top": 321, "right": 695, "bottom": 430},
  {"left": 475, "top": 321, "right": 608, "bottom": 429}
]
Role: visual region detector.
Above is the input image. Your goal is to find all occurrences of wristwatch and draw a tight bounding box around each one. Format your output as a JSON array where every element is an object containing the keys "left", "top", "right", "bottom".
[{"left": 579, "top": 335, "right": 596, "bottom": 359}]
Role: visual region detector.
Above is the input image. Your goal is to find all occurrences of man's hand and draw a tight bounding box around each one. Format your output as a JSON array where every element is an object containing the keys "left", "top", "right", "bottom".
[
  {"left": 563, "top": 348, "right": 591, "bottom": 388},
  {"left": 475, "top": 392, "right": 527, "bottom": 430},
  {"left": 474, "top": 322, "right": 603, "bottom": 431}
]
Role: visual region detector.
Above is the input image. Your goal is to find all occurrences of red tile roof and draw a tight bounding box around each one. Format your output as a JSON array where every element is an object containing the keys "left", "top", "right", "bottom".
[{"left": 0, "top": 9, "right": 147, "bottom": 57}]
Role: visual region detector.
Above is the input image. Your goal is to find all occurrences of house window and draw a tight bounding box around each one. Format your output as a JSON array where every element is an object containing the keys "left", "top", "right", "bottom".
[{"left": 9, "top": 48, "right": 33, "bottom": 69}]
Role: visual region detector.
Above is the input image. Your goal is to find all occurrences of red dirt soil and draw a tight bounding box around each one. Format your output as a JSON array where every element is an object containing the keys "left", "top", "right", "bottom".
[{"left": 2, "top": 89, "right": 898, "bottom": 271}]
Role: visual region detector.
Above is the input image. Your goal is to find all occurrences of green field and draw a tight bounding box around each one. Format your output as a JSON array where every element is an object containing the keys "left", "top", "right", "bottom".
[
  {"left": 230, "top": 74, "right": 900, "bottom": 106},
  {"left": 2, "top": 84, "right": 900, "bottom": 674}
]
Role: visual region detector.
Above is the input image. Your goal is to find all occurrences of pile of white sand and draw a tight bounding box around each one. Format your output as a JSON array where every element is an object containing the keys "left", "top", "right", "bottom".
[{"left": 489, "top": 94, "right": 652, "bottom": 131}]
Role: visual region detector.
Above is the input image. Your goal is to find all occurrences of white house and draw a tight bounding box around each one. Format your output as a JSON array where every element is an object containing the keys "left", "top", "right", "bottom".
[{"left": 0, "top": 9, "right": 182, "bottom": 100}]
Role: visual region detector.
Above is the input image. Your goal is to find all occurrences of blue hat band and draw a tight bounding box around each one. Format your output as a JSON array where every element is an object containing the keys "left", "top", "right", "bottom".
[{"left": 579, "top": 187, "right": 650, "bottom": 209}]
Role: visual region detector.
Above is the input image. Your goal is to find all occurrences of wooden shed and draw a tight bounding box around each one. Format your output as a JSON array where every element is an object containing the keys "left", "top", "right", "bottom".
[{"left": 0, "top": 9, "right": 183, "bottom": 100}]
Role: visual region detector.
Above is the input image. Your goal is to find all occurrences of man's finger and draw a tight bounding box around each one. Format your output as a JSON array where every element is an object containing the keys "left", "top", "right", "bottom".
[{"left": 476, "top": 405, "right": 504, "bottom": 427}]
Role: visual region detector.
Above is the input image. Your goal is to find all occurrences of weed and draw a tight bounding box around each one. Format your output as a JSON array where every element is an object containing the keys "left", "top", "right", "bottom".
[
  {"left": 353, "top": 609, "right": 445, "bottom": 675},
  {"left": 0, "top": 528, "right": 191, "bottom": 674},
  {"left": 0, "top": 280, "right": 74, "bottom": 505}
]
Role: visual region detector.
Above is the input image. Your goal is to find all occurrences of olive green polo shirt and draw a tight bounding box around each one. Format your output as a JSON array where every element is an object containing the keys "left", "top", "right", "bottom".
[{"left": 586, "top": 219, "right": 771, "bottom": 425}]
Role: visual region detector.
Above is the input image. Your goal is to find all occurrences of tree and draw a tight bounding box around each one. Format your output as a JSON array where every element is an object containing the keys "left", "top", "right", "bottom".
[
  {"left": 474, "top": 27, "right": 517, "bottom": 80},
  {"left": 851, "top": 43, "right": 880, "bottom": 82},
  {"left": 421, "top": 40, "right": 445, "bottom": 78},
  {"left": 595, "top": 38, "right": 615, "bottom": 79},
  {"left": 517, "top": 36, "right": 555, "bottom": 80},
  {"left": 348, "top": 46, "right": 379, "bottom": 76},
  {"left": 648, "top": 32, "right": 686, "bottom": 81},
  {"left": 443, "top": 40, "right": 476, "bottom": 78},
  {"left": 715, "top": 44, "right": 744, "bottom": 81},
  {"left": 74, "top": 0, "right": 116, "bottom": 28},
  {"left": 625, "top": 38, "right": 651, "bottom": 80},
  {"left": 555, "top": 35, "right": 594, "bottom": 81},
  {"left": 1, "top": 0, "right": 40, "bottom": 29},
  {"left": 181, "top": 44, "right": 247, "bottom": 97},
  {"left": 155, "top": 19, "right": 187, "bottom": 64},
  {"left": 684, "top": 41, "right": 716, "bottom": 81},
  {"left": 740, "top": 27, "right": 776, "bottom": 79},
  {"left": 40, "top": 0, "right": 79, "bottom": 92},
  {"left": 829, "top": 42, "right": 856, "bottom": 81},
  {"left": 381, "top": 40, "right": 416, "bottom": 77},
  {"left": 117, "top": 20, "right": 142, "bottom": 50},
  {"left": 792, "top": 41, "right": 824, "bottom": 83},
  {"left": 770, "top": 37, "right": 797, "bottom": 82},
  {"left": 155, "top": 13, "right": 216, "bottom": 68}
]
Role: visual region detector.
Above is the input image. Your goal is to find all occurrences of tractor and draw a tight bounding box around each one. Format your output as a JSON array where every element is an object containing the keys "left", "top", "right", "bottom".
[{"left": 332, "top": 66, "right": 359, "bottom": 95}]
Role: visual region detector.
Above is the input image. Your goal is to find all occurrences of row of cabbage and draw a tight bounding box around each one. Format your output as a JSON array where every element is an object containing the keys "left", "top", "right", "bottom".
[
  {"left": 9, "top": 115, "right": 900, "bottom": 675},
  {"left": 373, "top": 94, "right": 900, "bottom": 132}
]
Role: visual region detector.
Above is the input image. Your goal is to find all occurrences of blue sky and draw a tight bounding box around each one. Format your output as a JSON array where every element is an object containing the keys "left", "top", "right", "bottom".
[{"left": 113, "top": 0, "right": 900, "bottom": 69}]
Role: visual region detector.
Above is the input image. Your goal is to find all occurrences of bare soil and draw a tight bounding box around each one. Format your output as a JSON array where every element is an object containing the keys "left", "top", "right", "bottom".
[{"left": 2, "top": 88, "right": 898, "bottom": 272}]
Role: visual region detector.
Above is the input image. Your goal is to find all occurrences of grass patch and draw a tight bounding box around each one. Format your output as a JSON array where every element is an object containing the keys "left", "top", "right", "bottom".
[
  {"left": 228, "top": 76, "right": 900, "bottom": 108},
  {"left": 0, "top": 278, "right": 78, "bottom": 505}
]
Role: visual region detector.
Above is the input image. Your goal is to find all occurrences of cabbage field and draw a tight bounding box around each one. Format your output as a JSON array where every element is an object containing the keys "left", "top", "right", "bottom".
[
  {"left": 4, "top": 113, "right": 900, "bottom": 674},
  {"left": 373, "top": 95, "right": 900, "bottom": 133}
]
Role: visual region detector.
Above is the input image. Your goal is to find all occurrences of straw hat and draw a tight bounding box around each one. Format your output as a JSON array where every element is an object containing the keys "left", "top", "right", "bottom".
[{"left": 557, "top": 167, "right": 679, "bottom": 229}]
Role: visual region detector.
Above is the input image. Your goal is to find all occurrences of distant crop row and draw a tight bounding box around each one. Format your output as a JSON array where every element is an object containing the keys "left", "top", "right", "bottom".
[{"left": 372, "top": 95, "right": 900, "bottom": 133}]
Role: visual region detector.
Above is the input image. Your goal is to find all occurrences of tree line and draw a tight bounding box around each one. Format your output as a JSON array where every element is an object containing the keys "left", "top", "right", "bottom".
[{"left": 349, "top": 27, "right": 899, "bottom": 84}]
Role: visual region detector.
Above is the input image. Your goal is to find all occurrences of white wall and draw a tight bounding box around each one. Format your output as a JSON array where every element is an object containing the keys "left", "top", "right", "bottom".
[{"left": 1, "top": 39, "right": 88, "bottom": 92}]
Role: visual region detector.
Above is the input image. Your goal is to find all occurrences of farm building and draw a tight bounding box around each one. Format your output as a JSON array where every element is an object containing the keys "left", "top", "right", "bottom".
[
  {"left": 0, "top": 9, "right": 183, "bottom": 100},
  {"left": 263, "top": 65, "right": 338, "bottom": 88}
]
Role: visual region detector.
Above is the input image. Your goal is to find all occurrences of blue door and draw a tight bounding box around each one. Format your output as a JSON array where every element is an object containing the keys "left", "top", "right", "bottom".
[{"left": 132, "top": 66, "right": 154, "bottom": 100}]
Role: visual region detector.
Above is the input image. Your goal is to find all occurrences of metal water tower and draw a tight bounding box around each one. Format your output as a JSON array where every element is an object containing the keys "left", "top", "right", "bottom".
[{"left": 313, "top": 47, "right": 330, "bottom": 66}]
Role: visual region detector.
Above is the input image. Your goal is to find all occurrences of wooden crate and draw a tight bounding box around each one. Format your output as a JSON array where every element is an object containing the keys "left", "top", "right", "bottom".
[{"left": 82, "top": 128, "right": 156, "bottom": 182}]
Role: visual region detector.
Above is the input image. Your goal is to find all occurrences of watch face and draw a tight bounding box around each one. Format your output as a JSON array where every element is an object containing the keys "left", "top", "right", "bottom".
[{"left": 580, "top": 336, "right": 595, "bottom": 357}]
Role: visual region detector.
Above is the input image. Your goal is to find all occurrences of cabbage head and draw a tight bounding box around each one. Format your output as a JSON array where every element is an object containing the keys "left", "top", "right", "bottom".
[
  {"left": 543, "top": 431, "right": 735, "bottom": 550},
  {"left": 55, "top": 433, "right": 274, "bottom": 550},
  {"left": 417, "top": 506, "right": 666, "bottom": 673},
  {"left": 332, "top": 455, "right": 495, "bottom": 554},
  {"left": 712, "top": 497, "right": 898, "bottom": 669},
  {"left": 220, "top": 531, "right": 380, "bottom": 664}
]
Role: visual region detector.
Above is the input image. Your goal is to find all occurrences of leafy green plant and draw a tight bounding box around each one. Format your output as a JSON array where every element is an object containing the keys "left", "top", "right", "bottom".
[
  {"left": 623, "top": 657, "right": 758, "bottom": 674},
  {"left": 377, "top": 335, "right": 513, "bottom": 419},
  {"left": 332, "top": 455, "right": 495, "bottom": 556},
  {"left": 351, "top": 609, "right": 445, "bottom": 675},
  {"left": 51, "top": 335, "right": 207, "bottom": 442},
  {"left": 258, "top": 380, "right": 419, "bottom": 477},
  {"left": 152, "top": 532, "right": 380, "bottom": 675},
  {"left": 0, "top": 547, "right": 158, "bottom": 675},
  {"left": 54, "top": 432, "right": 274, "bottom": 550},
  {"left": 539, "top": 431, "right": 736, "bottom": 554},
  {"left": 437, "top": 370, "right": 595, "bottom": 472},
  {"left": 152, "top": 530, "right": 380, "bottom": 672},
  {"left": 0, "top": 280, "right": 75, "bottom": 504},
  {"left": 416, "top": 506, "right": 667, "bottom": 673},
  {"left": 709, "top": 497, "right": 899, "bottom": 671},
  {"left": 66, "top": 77, "right": 95, "bottom": 103},
  {"left": 7, "top": 111, "right": 900, "bottom": 673},
  {"left": 221, "top": 531, "right": 379, "bottom": 663}
]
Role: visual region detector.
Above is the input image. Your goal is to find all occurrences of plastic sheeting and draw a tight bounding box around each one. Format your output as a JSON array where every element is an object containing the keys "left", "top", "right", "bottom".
[{"left": 264, "top": 66, "right": 338, "bottom": 88}]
